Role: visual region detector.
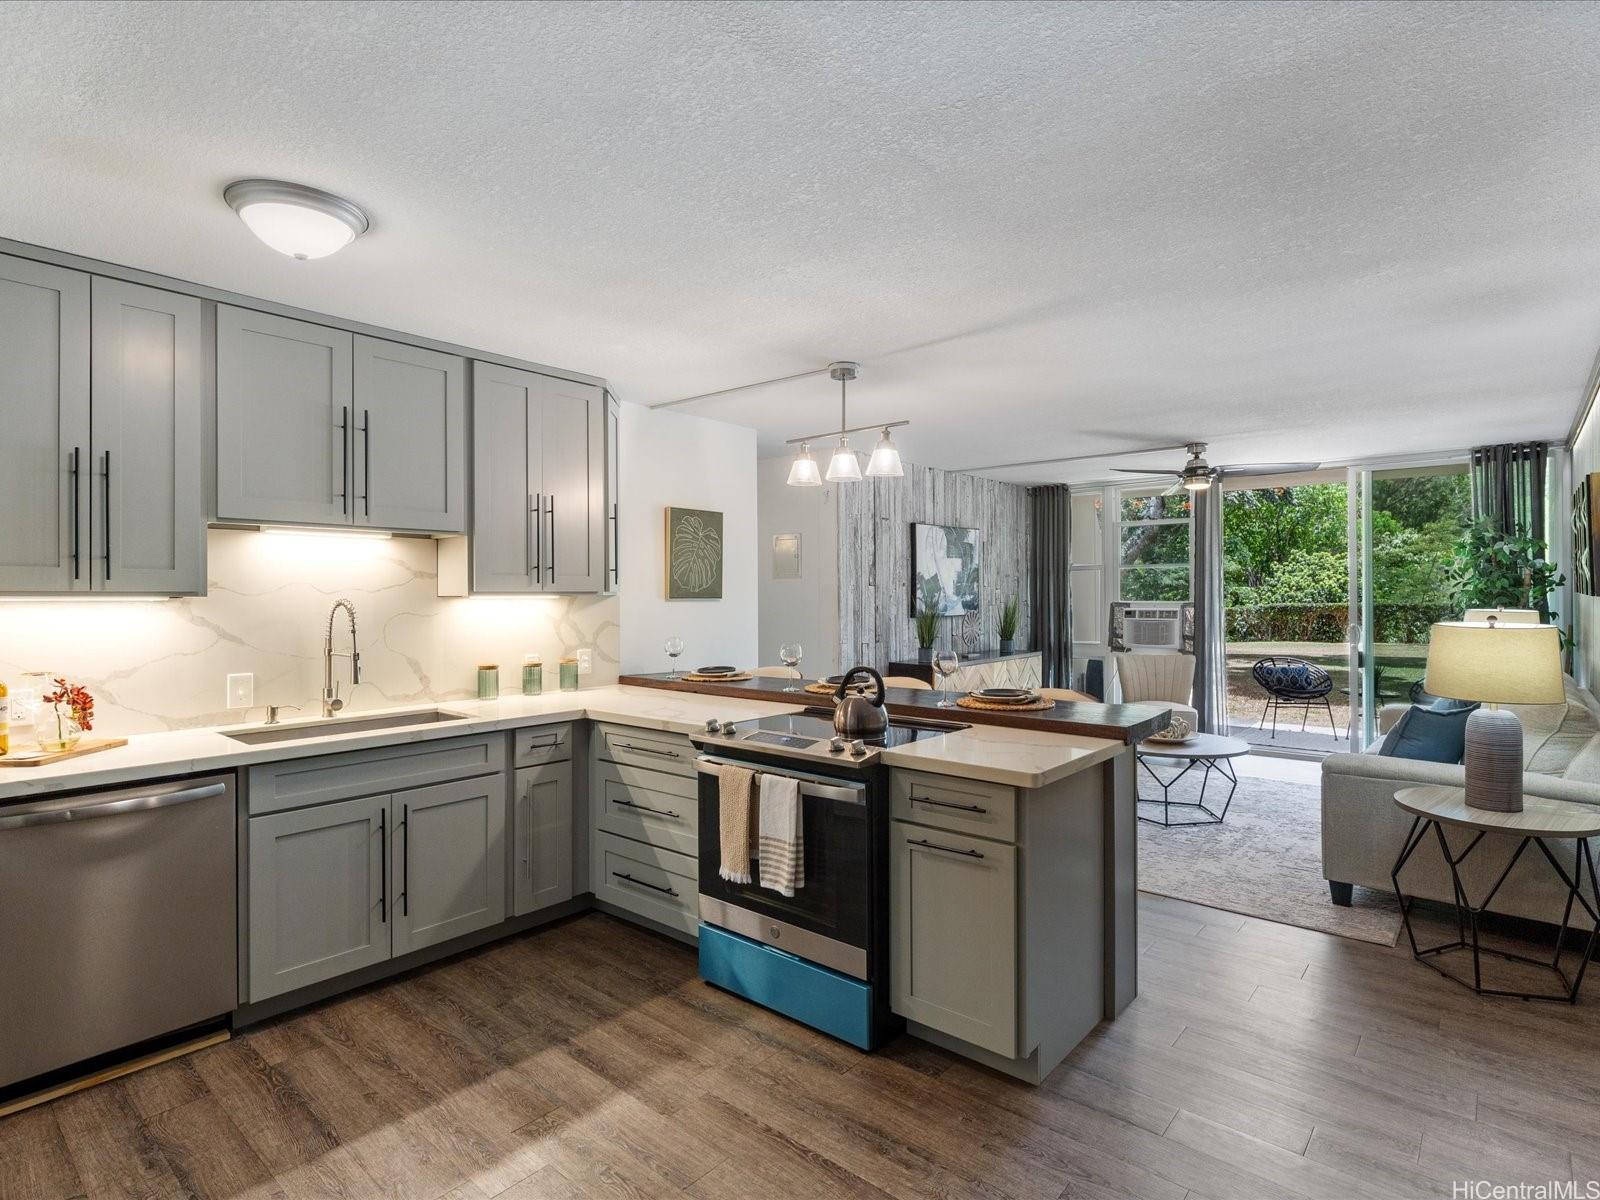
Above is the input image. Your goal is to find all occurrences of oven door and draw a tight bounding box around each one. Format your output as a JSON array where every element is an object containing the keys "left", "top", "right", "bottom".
[{"left": 695, "top": 754, "right": 871, "bottom": 979}]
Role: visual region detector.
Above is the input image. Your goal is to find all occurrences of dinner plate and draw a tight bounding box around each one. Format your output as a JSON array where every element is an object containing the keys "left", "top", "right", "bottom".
[
  {"left": 974, "top": 688, "right": 1037, "bottom": 703},
  {"left": 695, "top": 665, "right": 739, "bottom": 676}
]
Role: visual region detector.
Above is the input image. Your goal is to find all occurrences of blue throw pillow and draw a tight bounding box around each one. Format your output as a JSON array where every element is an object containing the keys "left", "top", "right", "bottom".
[
  {"left": 1424, "top": 697, "right": 1480, "bottom": 716},
  {"left": 1378, "top": 705, "right": 1470, "bottom": 764}
]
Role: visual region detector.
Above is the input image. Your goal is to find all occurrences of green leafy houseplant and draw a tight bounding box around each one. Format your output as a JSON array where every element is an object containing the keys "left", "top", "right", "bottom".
[
  {"left": 999, "top": 595, "right": 1020, "bottom": 652},
  {"left": 1445, "top": 520, "right": 1565, "bottom": 627}
]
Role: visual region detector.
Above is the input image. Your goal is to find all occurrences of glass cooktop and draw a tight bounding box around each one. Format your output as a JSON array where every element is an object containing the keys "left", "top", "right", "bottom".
[{"left": 723, "top": 709, "right": 962, "bottom": 750}]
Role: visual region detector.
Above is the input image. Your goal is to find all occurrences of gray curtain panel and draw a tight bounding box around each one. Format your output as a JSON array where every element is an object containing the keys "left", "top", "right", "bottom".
[
  {"left": 1029, "top": 484, "right": 1072, "bottom": 687},
  {"left": 1191, "top": 482, "right": 1229, "bottom": 734},
  {"left": 1470, "top": 442, "right": 1546, "bottom": 540}
]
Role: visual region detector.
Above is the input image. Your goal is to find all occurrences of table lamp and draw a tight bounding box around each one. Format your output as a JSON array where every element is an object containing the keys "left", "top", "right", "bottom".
[{"left": 1424, "top": 618, "right": 1564, "bottom": 812}]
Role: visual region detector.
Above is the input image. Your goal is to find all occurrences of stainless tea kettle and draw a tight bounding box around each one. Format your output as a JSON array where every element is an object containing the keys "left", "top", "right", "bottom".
[{"left": 832, "top": 666, "right": 888, "bottom": 738}]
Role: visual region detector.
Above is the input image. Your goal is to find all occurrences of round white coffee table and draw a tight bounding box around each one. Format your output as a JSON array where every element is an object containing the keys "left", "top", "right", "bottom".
[
  {"left": 1135, "top": 733, "right": 1250, "bottom": 827},
  {"left": 1392, "top": 784, "right": 1600, "bottom": 1003}
]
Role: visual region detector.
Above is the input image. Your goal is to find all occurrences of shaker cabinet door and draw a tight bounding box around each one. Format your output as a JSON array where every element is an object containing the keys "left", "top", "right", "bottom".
[
  {"left": 512, "top": 762, "right": 574, "bottom": 915},
  {"left": 392, "top": 776, "right": 507, "bottom": 956},
  {"left": 216, "top": 306, "right": 354, "bottom": 526},
  {"left": 603, "top": 392, "right": 620, "bottom": 594},
  {"left": 539, "top": 375, "right": 605, "bottom": 594},
  {"left": 246, "top": 794, "right": 391, "bottom": 1002},
  {"left": 0, "top": 254, "right": 91, "bottom": 592},
  {"left": 90, "top": 278, "right": 205, "bottom": 594},
  {"left": 469, "top": 361, "right": 541, "bottom": 592},
  {"left": 890, "top": 823, "right": 1018, "bottom": 1057},
  {"left": 353, "top": 336, "right": 466, "bottom": 533}
]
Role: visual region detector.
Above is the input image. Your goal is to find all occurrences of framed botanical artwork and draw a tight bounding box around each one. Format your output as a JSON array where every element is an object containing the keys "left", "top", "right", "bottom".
[
  {"left": 665, "top": 507, "right": 724, "bottom": 599},
  {"left": 911, "top": 523, "right": 980, "bottom": 616}
]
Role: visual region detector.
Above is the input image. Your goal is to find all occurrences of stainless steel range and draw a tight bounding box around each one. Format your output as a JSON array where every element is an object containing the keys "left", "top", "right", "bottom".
[{"left": 690, "top": 707, "right": 962, "bottom": 1050}]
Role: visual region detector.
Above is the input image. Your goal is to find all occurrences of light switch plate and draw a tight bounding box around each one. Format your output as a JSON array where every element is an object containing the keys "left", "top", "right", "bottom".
[
  {"left": 226, "top": 673, "right": 255, "bottom": 709},
  {"left": 576, "top": 648, "right": 593, "bottom": 675}
]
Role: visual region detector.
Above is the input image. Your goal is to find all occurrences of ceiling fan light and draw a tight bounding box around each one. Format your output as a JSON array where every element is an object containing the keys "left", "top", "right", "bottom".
[
  {"left": 865, "top": 428, "right": 903, "bottom": 478},
  {"left": 1182, "top": 472, "right": 1212, "bottom": 491},
  {"left": 825, "top": 437, "right": 862, "bottom": 483},
  {"left": 224, "top": 179, "right": 369, "bottom": 260},
  {"left": 786, "top": 443, "right": 822, "bottom": 487}
]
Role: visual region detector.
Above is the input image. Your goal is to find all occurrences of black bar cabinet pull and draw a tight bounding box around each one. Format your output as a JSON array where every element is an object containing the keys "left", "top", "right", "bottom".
[
  {"left": 613, "top": 798, "right": 680, "bottom": 820},
  {"left": 613, "top": 871, "right": 678, "bottom": 898},
  {"left": 530, "top": 492, "right": 541, "bottom": 579},
  {"left": 102, "top": 451, "right": 112, "bottom": 581},
  {"left": 909, "top": 837, "right": 984, "bottom": 860},
  {"left": 400, "top": 804, "right": 409, "bottom": 917},
  {"left": 547, "top": 495, "right": 555, "bottom": 580},
  {"left": 610, "top": 503, "right": 618, "bottom": 584},
  {"left": 378, "top": 807, "right": 388, "bottom": 923},
  {"left": 360, "top": 409, "right": 371, "bottom": 518},
  {"left": 912, "top": 795, "right": 987, "bottom": 814},
  {"left": 69, "top": 447, "right": 81, "bottom": 580},
  {"left": 337, "top": 407, "right": 349, "bottom": 514}
]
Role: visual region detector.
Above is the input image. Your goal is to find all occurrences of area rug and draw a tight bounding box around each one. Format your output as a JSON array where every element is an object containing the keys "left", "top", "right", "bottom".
[{"left": 1136, "top": 766, "right": 1402, "bottom": 945}]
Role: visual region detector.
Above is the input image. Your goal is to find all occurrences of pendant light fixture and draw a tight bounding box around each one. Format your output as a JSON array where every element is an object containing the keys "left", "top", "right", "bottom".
[
  {"left": 785, "top": 363, "right": 909, "bottom": 486},
  {"left": 224, "top": 179, "right": 369, "bottom": 260}
]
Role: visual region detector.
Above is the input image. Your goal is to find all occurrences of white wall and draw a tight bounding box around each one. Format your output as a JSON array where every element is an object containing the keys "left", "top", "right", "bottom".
[
  {"left": 757, "top": 458, "right": 841, "bottom": 678},
  {"left": 618, "top": 403, "right": 759, "bottom": 673}
]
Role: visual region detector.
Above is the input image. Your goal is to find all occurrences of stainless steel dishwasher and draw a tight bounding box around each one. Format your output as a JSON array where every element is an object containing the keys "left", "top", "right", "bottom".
[{"left": 0, "top": 773, "right": 237, "bottom": 1093}]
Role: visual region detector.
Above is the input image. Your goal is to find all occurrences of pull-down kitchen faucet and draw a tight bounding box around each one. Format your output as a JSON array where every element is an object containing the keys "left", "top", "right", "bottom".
[{"left": 322, "top": 599, "right": 361, "bottom": 718}]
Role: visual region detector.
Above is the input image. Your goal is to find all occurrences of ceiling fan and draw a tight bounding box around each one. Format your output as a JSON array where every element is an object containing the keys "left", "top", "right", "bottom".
[{"left": 1112, "top": 442, "right": 1319, "bottom": 492}]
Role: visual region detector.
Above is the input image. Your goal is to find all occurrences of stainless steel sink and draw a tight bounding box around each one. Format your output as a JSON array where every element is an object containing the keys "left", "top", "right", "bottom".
[{"left": 223, "top": 708, "right": 471, "bottom": 745}]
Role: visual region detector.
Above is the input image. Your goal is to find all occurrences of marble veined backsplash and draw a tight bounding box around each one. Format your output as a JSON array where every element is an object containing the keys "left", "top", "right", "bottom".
[{"left": 0, "top": 529, "right": 620, "bottom": 736}]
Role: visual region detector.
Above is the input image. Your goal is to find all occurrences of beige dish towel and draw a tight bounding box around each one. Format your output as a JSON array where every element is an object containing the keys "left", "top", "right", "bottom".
[
  {"left": 758, "top": 773, "right": 804, "bottom": 897},
  {"left": 714, "top": 762, "right": 756, "bottom": 884}
]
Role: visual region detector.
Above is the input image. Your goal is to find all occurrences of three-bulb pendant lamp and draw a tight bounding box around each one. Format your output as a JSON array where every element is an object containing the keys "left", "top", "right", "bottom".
[{"left": 785, "top": 362, "right": 906, "bottom": 487}]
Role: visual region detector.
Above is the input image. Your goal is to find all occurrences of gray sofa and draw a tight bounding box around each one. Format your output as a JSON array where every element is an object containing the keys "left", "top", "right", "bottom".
[{"left": 1320, "top": 677, "right": 1600, "bottom": 927}]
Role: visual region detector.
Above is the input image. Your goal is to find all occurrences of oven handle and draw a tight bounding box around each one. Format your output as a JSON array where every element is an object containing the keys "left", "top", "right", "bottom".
[{"left": 695, "top": 755, "right": 866, "bottom": 804}]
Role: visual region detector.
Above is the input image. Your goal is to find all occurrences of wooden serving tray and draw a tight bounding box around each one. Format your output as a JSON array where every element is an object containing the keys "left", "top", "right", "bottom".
[{"left": 0, "top": 737, "right": 128, "bottom": 767}]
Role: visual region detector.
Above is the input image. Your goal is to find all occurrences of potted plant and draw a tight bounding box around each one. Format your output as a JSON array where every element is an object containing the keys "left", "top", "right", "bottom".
[
  {"left": 38, "top": 676, "right": 94, "bottom": 752},
  {"left": 999, "top": 594, "right": 1020, "bottom": 655},
  {"left": 915, "top": 605, "right": 941, "bottom": 663},
  {"left": 1446, "top": 521, "right": 1565, "bottom": 631}
]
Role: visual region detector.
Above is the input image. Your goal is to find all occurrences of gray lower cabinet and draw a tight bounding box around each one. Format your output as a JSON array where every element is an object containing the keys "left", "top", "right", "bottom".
[
  {"left": 393, "top": 776, "right": 507, "bottom": 955},
  {"left": 0, "top": 255, "right": 203, "bottom": 595},
  {"left": 890, "top": 821, "right": 1018, "bottom": 1057},
  {"left": 247, "top": 794, "right": 390, "bottom": 1001},
  {"left": 513, "top": 762, "right": 574, "bottom": 915}
]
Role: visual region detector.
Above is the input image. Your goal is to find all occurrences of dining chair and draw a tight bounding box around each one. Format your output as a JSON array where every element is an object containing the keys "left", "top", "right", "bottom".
[
  {"left": 1038, "top": 687, "right": 1095, "bottom": 702},
  {"left": 750, "top": 665, "right": 796, "bottom": 678},
  {"left": 882, "top": 675, "right": 933, "bottom": 691}
]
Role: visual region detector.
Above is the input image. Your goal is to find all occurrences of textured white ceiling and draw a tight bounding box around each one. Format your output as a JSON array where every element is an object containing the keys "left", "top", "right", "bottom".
[{"left": 3, "top": 1, "right": 1598, "bottom": 484}]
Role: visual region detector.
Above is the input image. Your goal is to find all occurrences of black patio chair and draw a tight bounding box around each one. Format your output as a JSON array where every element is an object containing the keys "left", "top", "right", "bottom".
[{"left": 1251, "top": 656, "right": 1338, "bottom": 739}]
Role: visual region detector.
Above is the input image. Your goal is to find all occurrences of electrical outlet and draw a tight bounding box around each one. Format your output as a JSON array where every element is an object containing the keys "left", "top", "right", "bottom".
[
  {"left": 576, "top": 648, "right": 593, "bottom": 675},
  {"left": 226, "top": 673, "right": 255, "bottom": 710}
]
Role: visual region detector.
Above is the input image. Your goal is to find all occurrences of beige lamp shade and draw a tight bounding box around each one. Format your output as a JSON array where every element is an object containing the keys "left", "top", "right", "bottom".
[{"left": 1424, "top": 621, "right": 1564, "bottom": 705}]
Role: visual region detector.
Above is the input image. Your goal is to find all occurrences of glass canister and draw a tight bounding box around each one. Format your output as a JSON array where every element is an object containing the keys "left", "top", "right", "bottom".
[
  {"left": 559, "top": 657, "right": 579, "bottom": 691},
  {"left": 522, "top": 655, "right": 543, "bottom": 695},
  {"left": 477, "top": 664, "right": 499, "bottom": 699}
]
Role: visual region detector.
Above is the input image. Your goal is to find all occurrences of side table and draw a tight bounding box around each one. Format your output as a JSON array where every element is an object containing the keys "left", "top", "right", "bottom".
[
  {"left": 1391, "top": 785, "right": 1600, "bottom": 1003},
  {"left": 1135, "top": 734, "right": 1250, "bottom": 827}
]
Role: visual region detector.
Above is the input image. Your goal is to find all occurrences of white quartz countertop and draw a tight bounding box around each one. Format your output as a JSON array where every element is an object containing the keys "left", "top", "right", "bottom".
[
  {"left": 881, "top": 722, "right": 1122, "bottom": 789},
  {"left": 0, "top": 685, "right": 1127, "bottom": 802},
  {"left": 0, "top": 686, "right": 807, "bottom": 803}
]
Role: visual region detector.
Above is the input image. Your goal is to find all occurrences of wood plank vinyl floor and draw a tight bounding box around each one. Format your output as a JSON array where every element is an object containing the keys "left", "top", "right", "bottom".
[{"left": 5, "top": 897, "right": 1599, "bottom": 1200}]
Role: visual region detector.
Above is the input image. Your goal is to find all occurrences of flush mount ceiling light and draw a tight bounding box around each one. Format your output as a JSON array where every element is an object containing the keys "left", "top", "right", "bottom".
[
  {"left": 785, "top": 363, "right": 908, "bottom": 487},
  {"left": 224, "top": 179, "right": 369, "bottom": 260}
]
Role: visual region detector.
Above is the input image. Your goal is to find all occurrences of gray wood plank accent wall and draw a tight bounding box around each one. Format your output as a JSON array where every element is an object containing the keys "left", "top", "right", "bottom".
[{"left": 837, "top": 463, "right": 1031, "bottom": 671}]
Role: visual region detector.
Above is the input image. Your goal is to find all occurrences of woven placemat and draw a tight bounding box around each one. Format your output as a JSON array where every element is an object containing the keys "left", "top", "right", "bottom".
[
  {"left": 956, "top": 694, "right": 1057, "bottom": 713},
  {"left": 805, "top": 680, "right": 844, "bottom": 696},
  {"left": 682, "top": 671, "right": 753, "bottom": 683}
]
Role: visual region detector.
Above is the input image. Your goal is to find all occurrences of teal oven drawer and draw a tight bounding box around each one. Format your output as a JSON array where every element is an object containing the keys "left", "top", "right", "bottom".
[{"left": 698, "top": 923, "right": 873, "bottom": 1050}]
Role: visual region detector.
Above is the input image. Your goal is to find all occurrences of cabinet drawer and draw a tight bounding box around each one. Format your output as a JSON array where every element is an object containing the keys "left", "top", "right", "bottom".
[
  {"left": 595, "top": 723, "right": 695, "bottom": 778},
  {"left": 891, "top": 769, "right": 1017, "bottom": 843},
  {"left": 594, "top": 761, "right": 699, "bottom": 855},
  {"left": 512, "top": 722, "right": 572, "bottom": 767},
  {"left": 248, "top": 734, "right": 505, "bottom": 815},
  {"left": 592, "top": 832, "right": 698, "bottom": 937}
]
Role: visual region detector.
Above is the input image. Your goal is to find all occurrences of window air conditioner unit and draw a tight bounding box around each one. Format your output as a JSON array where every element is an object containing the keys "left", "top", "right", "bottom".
[{"left": 1121, "top": 604, "right": 1184, "bottom": 651}]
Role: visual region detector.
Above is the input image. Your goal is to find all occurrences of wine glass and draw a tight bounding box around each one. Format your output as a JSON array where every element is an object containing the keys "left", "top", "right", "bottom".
[
  {"left": 779, "top": 642, "right": 804, "bottom": 692},
  {"left": 664, "top": 636, "right": 685, "bottom": 679},
  {"left": 933, "top": 650, "right": 960, "bottom": 708}
]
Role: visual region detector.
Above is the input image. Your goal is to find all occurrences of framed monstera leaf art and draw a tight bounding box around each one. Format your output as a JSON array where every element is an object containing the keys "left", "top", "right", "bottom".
[{"left": 665, "top": 507, "right": 724, "bottom": 599}]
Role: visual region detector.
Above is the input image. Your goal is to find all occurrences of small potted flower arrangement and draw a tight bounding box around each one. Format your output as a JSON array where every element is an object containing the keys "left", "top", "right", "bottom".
[{"left": 38, "top": 677, "right": 94, "bottom": 752}]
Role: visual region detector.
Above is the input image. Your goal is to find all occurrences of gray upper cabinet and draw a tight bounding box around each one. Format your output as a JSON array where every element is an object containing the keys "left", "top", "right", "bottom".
[
  {"left": 513, "top": 761, "right": 574, "bottom": 915},
  {"left": 352, "top": 336, "right": 466, "bottom": 533},
  {"left": 246, "top": 793, "right": 390, "bottom": 1003},
  {"left": 0, "top": 254, "right": 90, "bottom": 592},
  {"left": 461, "top": 362, "right": 607, "bottom": 594},
  {"left": 217, "top": 306, "right": 354, "bottom": 527},
  {"left": 603, "top": 391, "right": 620, "bottom": 594},
  {"left": 392, "top": 776, "right": 507, "bottom": 956},
  {"left": 91, "top": 278, "right": 205, "bottom": 594}
]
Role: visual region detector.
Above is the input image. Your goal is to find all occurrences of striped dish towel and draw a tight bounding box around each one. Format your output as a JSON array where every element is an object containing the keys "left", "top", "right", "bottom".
[
  {"left": 714, "top": 762, "right": 756, "bottom": 884},
  {"left": 758, "top": 773, "right": 804, "bottom": 896}
]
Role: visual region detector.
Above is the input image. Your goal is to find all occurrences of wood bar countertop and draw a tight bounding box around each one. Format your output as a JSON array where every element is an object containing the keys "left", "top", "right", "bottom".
[{"left": 617, "top": 672, "right": 1171, "bottom": 744}]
